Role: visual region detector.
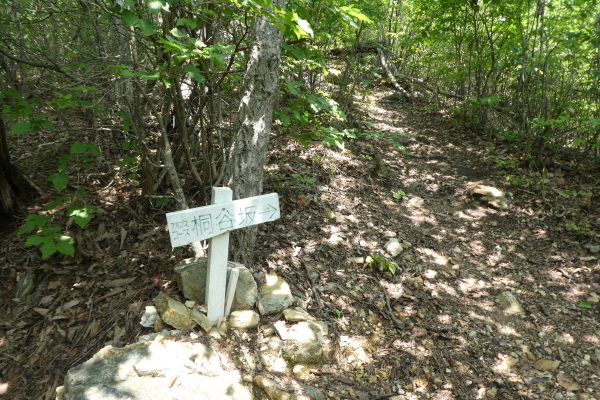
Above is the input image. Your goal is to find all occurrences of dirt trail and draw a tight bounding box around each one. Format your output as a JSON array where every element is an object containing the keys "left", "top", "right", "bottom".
[
  {"left": 1, "top": 90, "right": 599, "bottom": 400},
  {"left": 257, "top": 91, "right": 600, "bottom": 399}
]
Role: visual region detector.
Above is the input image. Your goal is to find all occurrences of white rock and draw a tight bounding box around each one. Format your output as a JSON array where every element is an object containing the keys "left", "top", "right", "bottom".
[
  {"left": 386, "top": 238, "right": 404, "bottom": 257},
  {"left": 257, "top": 274, "right": 294, "bottom": 315},
  {"left": 56, "top": 339, "right": 252, "bottom": 400},
  {"left": 229, "top": 310, "right": 260, "bottom": 329},
  {"left": 140, "top": 306, "right": 159, "bottom": 328},
  {"left": 284, "top": 322, "right": 324, "bottom": 365}
]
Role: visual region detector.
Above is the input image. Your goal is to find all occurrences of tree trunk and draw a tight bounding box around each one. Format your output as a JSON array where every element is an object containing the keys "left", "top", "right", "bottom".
[
  {"left": 0, "top": 115, "right": 40, "bottom": 222},
  {"left": 226, "top": 1, "right": 284, "bottom": 265},
  {"left": 0, "top": 114, "right": 18, "bottom": 219},
  {"left": 377, "top": 47, "right": 411, "bottom": 102}
]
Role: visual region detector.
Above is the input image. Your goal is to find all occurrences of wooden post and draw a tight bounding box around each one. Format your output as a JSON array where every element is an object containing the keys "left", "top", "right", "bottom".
[
  {"left": 165, "top": 188, "right": 280, "bottom": 321},
  {"left": 205, "top": 187, "right": 232, "bottom": 321}
]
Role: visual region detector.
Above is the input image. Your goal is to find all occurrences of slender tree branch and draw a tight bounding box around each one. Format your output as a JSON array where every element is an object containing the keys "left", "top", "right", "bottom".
[{"left": 0, "top": 46, "right": 74, "bottom": 80}]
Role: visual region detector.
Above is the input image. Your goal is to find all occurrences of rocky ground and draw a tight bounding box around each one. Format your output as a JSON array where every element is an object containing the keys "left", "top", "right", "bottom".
[{"left": 1, "top": 90, "right": 599, "bottom": 399}]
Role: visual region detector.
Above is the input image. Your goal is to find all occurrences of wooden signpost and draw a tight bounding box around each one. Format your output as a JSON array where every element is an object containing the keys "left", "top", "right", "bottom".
[{"left": 166, "top": 187, "right": 280, "bottom": 321}]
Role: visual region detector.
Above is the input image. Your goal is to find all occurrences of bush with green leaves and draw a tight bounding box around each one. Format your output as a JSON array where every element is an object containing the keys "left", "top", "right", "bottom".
[
  {"left": 366, "top": 252, "right": 398, "bottom": 275},
  {"left": 18, "top": 142, "right": 99, "bottom": 258}
]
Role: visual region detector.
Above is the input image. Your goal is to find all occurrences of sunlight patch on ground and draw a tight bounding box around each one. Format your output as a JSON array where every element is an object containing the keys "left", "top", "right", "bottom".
[
  {"left": 339, "top": 335, "right": 374, "bottom": 368},
  {"left": 470, "top": 298, "right": 497, "bottom": 312},
  {"left": 436, "top": 313, "right": 453, "bottom": 325},
  {"left": 458, "top": 278, "right": 488, "bottom": 294},
  {"left": 437, "top": 282, "right": 458, "bottom": 297},
  {"left": 407, "top": 212, "right": 438, "bottom": 228},
  {"left": 467, "top": 240, "right": 486, "bottom": 256},
  {"left": 416, "top": 248, "right": 449, "bottom": 266},
  {"left": 492, "top": 353, "right": 520, "bottom": 374},
  {"left": 495, "top": 324, "right": 521, "bottom": 336}
]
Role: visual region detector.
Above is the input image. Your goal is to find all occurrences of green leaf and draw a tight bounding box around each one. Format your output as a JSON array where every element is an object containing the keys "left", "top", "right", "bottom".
[
  {"left": 18, "top": 214, "right": 52, "bottom": 235},
  {"left": 177, "top": 17, "right": 197, "bottom": 30},
  {"left": 11, "top": 121, "right": 31, "bottom": 134},
  {"left": 40, "top": 235, "right": 75, "bottom": 258},
  {"left": 340, "top": 6, "right": 373, "bottom": 24},
  {"left": 26, "top": 234, "right": 46, "bottom": 246},
  {"left": 577, "top": 301, "right": 592, "bottom": 308},
  {"left": 183, "top": 64, "right": 205, "bottom": 84},
  {"left": 88, "top": 144, "right": 101, "bottom": 156},
  {"left": 71, "top": 142, "right": 100, "bottom": 156},
  {"left": 169, "top": 28, "right": 187, "bottom": 38},
  {"left": 48, "top": 173, "right": 69, "bottom": 191},
  {"left": 137, "top": 18, "right": 157, "bottom": 35},
  {"left": 119, "top": 111, "right": 131, "bottom": 135},
  {"left": 282, "top": 42, "right": 305, "bottom": 59},
  {"left": 70, "top": 142, "right": 89, "bottom": 154},
  {"left": 295, "top": 16, "right": 313, "bottom": 37},
  {"left": 121, "top": 10, "right": 137, "bottom": 26},
  {"left": 67, "top": 205, "right": 98, "bottom": 228},
  {"left": 37, "top": 120, "right": 53, "bottom": 130},
  {"left": 1, "top": 89, "right": 23, "bottom": 99},
  {"left": 44, "top": 197, "right": 67, "bottom": 210}
]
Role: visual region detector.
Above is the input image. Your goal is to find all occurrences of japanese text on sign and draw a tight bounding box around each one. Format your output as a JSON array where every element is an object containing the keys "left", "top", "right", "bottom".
[{"left": 166, "top": 193, "right": 280, "bottom": 247}]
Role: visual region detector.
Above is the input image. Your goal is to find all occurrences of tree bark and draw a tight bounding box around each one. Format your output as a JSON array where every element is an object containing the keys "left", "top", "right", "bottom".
[
  {"left": 0, "top": 115, "right": 40, "bottom": 222},
  {"left": 377, "top": 47, "right": 412, "bottom": 102},
  {"left": 226, "top": 1, "right": 284, "bottom": 265},
  {"left": 0, "top": 114, "right": 18, "bottom": 218}
]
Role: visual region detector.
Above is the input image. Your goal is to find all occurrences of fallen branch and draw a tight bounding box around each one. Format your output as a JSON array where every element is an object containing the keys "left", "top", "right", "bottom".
[
  {"left": 376, "top": 47, "right": 411, "bottom": 102},
  {"left": 397, "top": 74, "right": 463, "bottom": 99}
]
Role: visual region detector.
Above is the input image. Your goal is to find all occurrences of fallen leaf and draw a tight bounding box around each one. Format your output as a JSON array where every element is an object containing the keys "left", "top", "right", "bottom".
[
  {"left": 534, "top": 359, "right": 560, "bottom": 371},
  {"left": 33, "top": 308, "right": 50, "bottom": 316},
  {"left": 39, "top": 295, "right": 54, "bottom": 306},
  {"left": 586, "top": 292, "right": 599, "bottom": 304},
  {"left": 47, "top": 281, "right": 61, "bottom": 290},
  {"left": 97, "top": 286, "right": 126, "bottom": 301},
  {"left": 298, "top": 194, "right": 309, "bottom": 207},
  {"left": 63, "top": 299, "right": 81, "bottom": 311},
  {"left": 103, "top": 277, "right": 137, "bottom": 288},
  {"left": 120, "top": 227, "right": 127, "bottom": 249},
  {"left": 557, "top": 373, "right": 581, "bottom": 391},
  {"left": 324, "top": 208, "right": 336, "bottom": 219}
]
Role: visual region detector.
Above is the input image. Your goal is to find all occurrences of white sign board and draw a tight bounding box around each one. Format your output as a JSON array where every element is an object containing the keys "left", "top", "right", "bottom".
[
  {"left": 166, "top": 192, "right": 280, "bottom": 248},
  {"left": 166, "top": 188, "right": 280, "bottom": 321}
]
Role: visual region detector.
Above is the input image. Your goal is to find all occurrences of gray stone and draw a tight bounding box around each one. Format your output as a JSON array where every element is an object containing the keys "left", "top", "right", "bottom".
[
  {"left": 585, "top": 244, "right": 600, "bottom": 254},
  {"left": 139, "top": 306, "right": 159, "bottom": 328},
  {"left": 496, "top": 291, "right": 525, "bottom": 315},
  {"left": 56, "top": 338, "right": 252, "bottom": 400},
  {"left": 470, "top": 185, "right": 508, "bottom": 210},
  {"left": 190, "top": 308, "right": 213, "bottom": 332},
  {"left": 283, "top": 308, "right": 312, "bottom": 322},
  {"left": 305, "top": 386, "right": 326, "bottom": 400},
  {"left": 284, "top": 322, "right": 324, "bottom": 365},
  {"left": 257, "top": 274, "right": 294, "bottom": 315},
  {"left": 229, "top": 310, "right": 260, "bottom": 329},
  {"left": 174, "top": 258, "right": 258, "bottom": 310},
  {"left": 153, "top": 293, "right": 196, "bottom": 330}
]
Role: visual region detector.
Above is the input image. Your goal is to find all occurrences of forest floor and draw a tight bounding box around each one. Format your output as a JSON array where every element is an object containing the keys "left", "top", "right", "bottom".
[{"left": 1, "top": 89, "right": 600, "bottom": 400}]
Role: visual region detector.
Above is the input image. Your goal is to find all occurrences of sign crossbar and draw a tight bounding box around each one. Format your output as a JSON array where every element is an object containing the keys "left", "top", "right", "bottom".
[{"left": 166, "top": 188, "right": 280, "bottom": 321}]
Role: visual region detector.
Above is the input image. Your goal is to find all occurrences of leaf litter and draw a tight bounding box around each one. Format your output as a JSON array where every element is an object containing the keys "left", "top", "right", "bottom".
[{"left": 0, "top": 90, "right": 599, "bottom": 399}]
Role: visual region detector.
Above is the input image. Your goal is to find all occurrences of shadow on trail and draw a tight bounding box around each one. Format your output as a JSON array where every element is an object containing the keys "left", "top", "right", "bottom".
[{"left": 258, "top": 93, "right": 599, "bottom": 399}]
